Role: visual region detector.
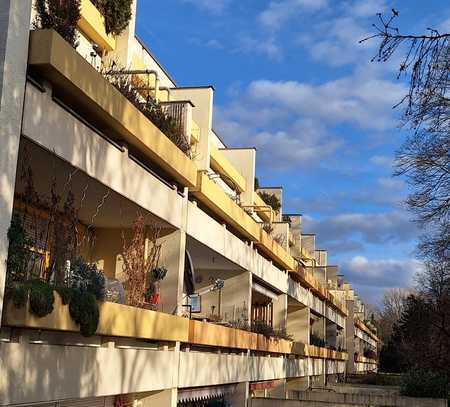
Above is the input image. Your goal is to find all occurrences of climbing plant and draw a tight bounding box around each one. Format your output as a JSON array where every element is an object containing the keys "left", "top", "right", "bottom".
[
  {"left": 33, "top": 0, "right": 81, "bottom": 48},
  {"left": 92, "top": 0, "right": 133, "bottom": 36}
]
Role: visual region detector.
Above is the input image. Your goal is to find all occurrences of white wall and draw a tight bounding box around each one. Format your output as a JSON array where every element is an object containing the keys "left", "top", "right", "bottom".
[
  {"left": 0, "top": 336, "right": 177, "bottom": 405},
  {"left": 0, "top": 0, "right": 32, "bottom": 321},
  {"left": 22, "top": 84, "right": 185, "bottom": 229}
]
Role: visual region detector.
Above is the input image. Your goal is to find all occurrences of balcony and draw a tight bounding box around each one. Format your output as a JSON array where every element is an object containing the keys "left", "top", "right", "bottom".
[
  {"left": 257, "top": 229, "right": 297, "bottom": 271},
  {"left": 290, "top": 266, "right": 348, "bottom": 317},
  {"left": 3, "top": 292, "right": 189, "bottom": 343},
  {"left": 210, "top": 145, "right": 247, "bottom": 193},
  {"left": 191, "top": 171, "right": 260, "bottom": 241},
  {"left": 28, "top": 29, "right": 198, "bottom": 188},
  {"left": 188, "top": 320, "right": 255, "bottom": 350},
  {"left": 253, "top": 193, "right": 272, "bottom": 223},
  {"left": 294, "top": 343, "right": 348, "bottom": 361},
  {"left": 355, "top": 319, "right": 379, "bottom": 342},
  {"left": 78, "top": 0, "right": 116, "bottom": 51},
  {"left": 355, "top": 354, "right": 377, "bottom": 364}
]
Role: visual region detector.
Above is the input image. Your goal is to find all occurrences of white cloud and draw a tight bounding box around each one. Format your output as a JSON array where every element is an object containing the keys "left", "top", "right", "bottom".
[
  {"left": 215, "top": 107, "right": 341, "bottom": 171},
  {"left": 259, "top": 0, "right": 329, "bottom": 31},
  {"left": 182, "top": 0, "right": 230, "bottom": 14},
  {"left": 303, "top": 211, "right": 417, "bottom": 248},
  {"left": 370, "top": 154, "right": 394, "bottom": 167},
  {"left": 214, "top": 70, "right": 405, "bottom": 171},
  {"left": 245, "top": 75, "right": 405, "bottom": 131},
  {"left": 238, "top": 35, "right": 283, "bottom": 61},
  {"left": 341, "top": 255, "right": 422, "bottom": 305},
  {"left": 346, "top": 0, "right": 387, "bottom": 18},
  {"left": 343, "top": 255, "right": 422, "bottom": 288}
]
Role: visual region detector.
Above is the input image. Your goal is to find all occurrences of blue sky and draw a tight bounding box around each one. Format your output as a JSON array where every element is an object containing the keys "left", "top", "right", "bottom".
[{"left": 136, "top": 0, "right": 449, "bottom": 306}]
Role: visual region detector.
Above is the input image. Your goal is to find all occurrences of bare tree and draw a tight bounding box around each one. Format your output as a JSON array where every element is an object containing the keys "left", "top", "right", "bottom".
[
  {"left": 362, "top": 11, "right": 450, "bottom": 260},
  {"left": 377, "top": 288, "right": 411, "bottom": 341}
]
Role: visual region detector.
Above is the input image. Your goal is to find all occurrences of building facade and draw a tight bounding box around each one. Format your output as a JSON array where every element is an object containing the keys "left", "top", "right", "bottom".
[{"left": 0, "top": 1, "right": 379, "bottom": 406}]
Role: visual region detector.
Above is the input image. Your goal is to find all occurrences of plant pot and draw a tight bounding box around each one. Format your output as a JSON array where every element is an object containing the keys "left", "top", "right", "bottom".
[{"left": 149, "top": 293, "right": 160, "bottom": 305}]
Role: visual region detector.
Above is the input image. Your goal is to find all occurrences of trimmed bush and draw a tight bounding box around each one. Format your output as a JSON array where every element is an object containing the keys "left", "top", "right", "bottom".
[
  {"left": 401, "top": 369, "right": 448, "bottom": 399},
  {"left": 10, "top": 284, "right": 28, "bottom": 308},
  {"left": 69, "top": 290, "right": 100, "bottom": 337},
  {"left": 28, "top": 279, "right": 55, "bottom": 317},
  {"left": 70, "top": 257, "right": 105, "bottom": 300},
  {"left": 56, "top": 286, "right": 74, "bottom": 305}
]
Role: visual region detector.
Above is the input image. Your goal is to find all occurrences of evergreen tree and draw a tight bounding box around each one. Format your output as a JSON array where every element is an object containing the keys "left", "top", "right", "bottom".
[{"left": 34, "top": 0, "right": 81, "bottom": 48}]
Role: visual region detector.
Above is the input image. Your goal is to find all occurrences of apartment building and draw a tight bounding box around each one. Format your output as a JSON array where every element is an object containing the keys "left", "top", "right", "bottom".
[{"left": 0, "top": 1, "right": 379, "bottom": 406}]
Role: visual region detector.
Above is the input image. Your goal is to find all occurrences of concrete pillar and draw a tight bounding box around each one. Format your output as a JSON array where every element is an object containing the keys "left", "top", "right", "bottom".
[
  {"left": 346, "top": 299, "right": 355, "bottom": 374},
  {"left": 287, "top": 306, "right": 310, "bottom": 344},
  {"left": 137, "top": 388, "right": 177, "bottom": 407},
  {"left": 158, "top": 228, "right": 186, "bottom": 315},
  {"left": 0, "top": 0, "right": 32, "bottom": 322},
  {"left": 227, "top": 381, "right": 249, "bottom": 407},
  {"left": 311, "top": 316, "right": 325, "bottom": 341},
  {"left": 267, "top": 379, "right": 286, "bottom": 399},
  {"left": 273, "top": 293, "right": 288, "bottom": 330}
]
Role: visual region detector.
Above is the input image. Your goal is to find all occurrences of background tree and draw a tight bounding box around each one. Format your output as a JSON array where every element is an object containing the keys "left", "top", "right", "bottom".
[
  {"left": 362, "top": 11, "right": 450, "bottom": 262},
  {"left": 365, "top": 14, "right": 450, "bottom": 392},
  {"left": 377, "top": 288, "right": 410, "bottom": 342}
]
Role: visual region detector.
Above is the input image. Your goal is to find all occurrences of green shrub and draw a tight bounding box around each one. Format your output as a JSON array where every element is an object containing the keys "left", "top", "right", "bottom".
[
  {"left": 251, "top": 320, "right": 275, "bottom": 337},
  {"left": 10, "top": 283, "right": 29, "bottom": 308},
  {"left": 258, "top": 191, "right": 281, "bottom": 212},
  {"left": 55, "top": 286, "right": 74, "bottom": 305},
  {"left": 401, "top": 369, "right": 448, "bottom": 399},
  {"left": 33, "top": 0, "right": 81, "bottom": 48},
  {"left": 92, "top": 0, "right": 132, "bottom": 36},
  {"left": 70, "top": 257, "right": 105, "bottom": 300},
  {"left": 69, "top": 290, "right": 99, "bottom": 337},
  {"left": 6, "top": 214, "right": 32, "bottom": 286},
  {"left": 310, "top": 332, "right": 326, "bottom": 347},
  {"left": 28, "top": 279, "right": 54, "bottom": 317}
]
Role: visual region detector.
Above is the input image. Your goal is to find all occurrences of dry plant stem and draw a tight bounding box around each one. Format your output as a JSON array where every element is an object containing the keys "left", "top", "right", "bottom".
[{"left": 121, "top": 213, "right": 162, "bottom": 307}]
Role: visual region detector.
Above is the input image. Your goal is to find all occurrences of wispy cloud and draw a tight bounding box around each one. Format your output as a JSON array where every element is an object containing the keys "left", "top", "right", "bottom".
[
  {"left": 238, "top": 35, "right": 283, "bottom": 60},
  {"left": 182, "top": 0, "right": 230, "bottom": 14},
  {"left": 370, "top": 154, "right": 394, "bottom": 168},
  {"left": 259, "top": 0, "right": 329, "bottom": 31}
]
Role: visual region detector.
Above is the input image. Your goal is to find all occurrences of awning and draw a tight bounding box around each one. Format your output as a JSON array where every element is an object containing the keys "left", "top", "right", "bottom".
[
  {"left": 250, "top": 379, "right": 283, "bottom": 391},
  {"left": 178, "top": 384, "right": 237, "bottom": 403},
  {"left": 252, "top": 282, "right": 279, "bottom": 300}
]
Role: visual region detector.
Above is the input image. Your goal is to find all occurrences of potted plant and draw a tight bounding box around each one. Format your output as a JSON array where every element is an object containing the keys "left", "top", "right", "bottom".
[{"left": 145, "top": 266, "right": 167, "bottom": 306}]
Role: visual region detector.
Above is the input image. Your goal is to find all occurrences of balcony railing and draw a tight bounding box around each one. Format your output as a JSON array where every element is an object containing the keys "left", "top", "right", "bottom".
[
  {"left": 3, "top": 291, "right": 347, "bottom": 361},
  {"left": 28, "top": 29, "right": 198, "bottom": 188},
  {"left": 160, "top": 100, "right": 194, "bottom": 145}
]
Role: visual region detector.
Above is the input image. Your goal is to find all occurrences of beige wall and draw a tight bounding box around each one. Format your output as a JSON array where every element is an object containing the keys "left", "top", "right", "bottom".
[
  {"left": 192, "top": 269, "right": 250, "bottom": 322},
  {"left": 287, "top": 306, "right": 309, "bottom": 344},
  {"left": 170, "top": 87, "right": 213, "bottom": 170},
  {"left": 222, "top": 148, "right": 256, "bottom": 206},
  {"left": 0, "top": 0, "right": 32, "bottom": 321},
  {"left": 273, "top": 294, "right": 288, "bottom": 330}
]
